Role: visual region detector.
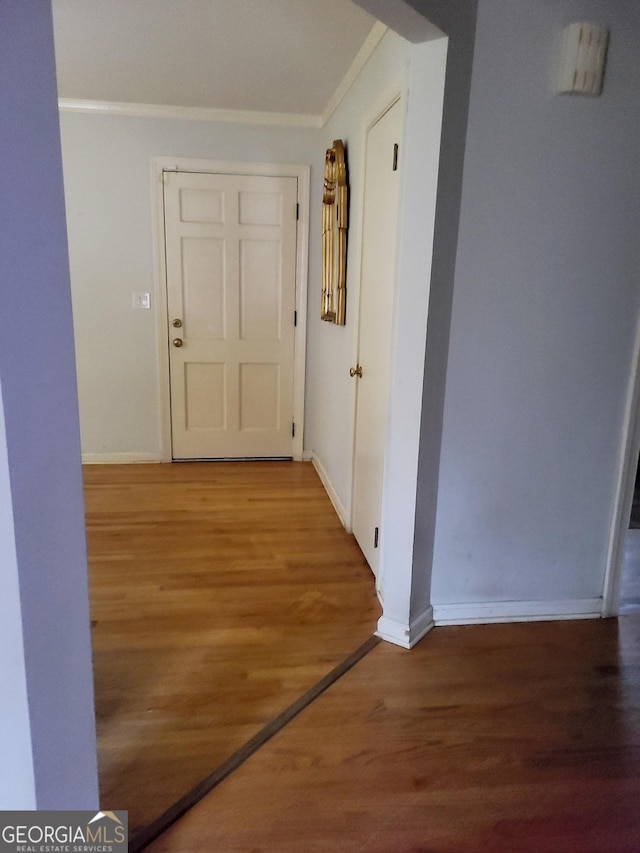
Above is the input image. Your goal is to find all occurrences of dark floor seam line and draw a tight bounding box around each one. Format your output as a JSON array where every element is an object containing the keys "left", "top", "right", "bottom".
[{"left": 130, "top": 633, "right": 381, "bottom": 852}]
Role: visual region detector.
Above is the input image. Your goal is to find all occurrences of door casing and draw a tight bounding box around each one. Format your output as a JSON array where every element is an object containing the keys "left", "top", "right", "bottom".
[{"left": 151, "top": 157, "right": 310, "bottom": 462}]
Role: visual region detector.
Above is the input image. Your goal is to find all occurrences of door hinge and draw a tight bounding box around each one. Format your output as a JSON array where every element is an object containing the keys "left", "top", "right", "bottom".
[
  {"left": 292, "top": 422, "right": 295, "bottom": 438},
  {"left": 374, "top": 527, "right": 379, "bottom": 548},
  {"left": 294, "top": 310, "right": 297, "bottom": 327},
  {"left": 392, "top": 143, "right": 399, "bottom": 172},
  {"left": 296, "top": 203, "right": 299, "bottom": 220}
]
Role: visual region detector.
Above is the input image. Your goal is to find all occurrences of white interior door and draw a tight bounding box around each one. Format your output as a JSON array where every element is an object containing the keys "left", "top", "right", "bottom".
[
  {"left": 163, "top": 170, "right": 297, "bottom": 459},
  {"left": 352, "top": 98, "right": 403, "bottom": 578}
]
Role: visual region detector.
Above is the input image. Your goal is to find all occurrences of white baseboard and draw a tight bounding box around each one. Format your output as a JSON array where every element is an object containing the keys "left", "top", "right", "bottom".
[
  {"left": 376, "top": 606, "right": 435, "bottom": 649},
  {"left": 82, "top": 453, "right": 162, "bottom": 465},
  {"left": 310, "top": 452, "right": 351, "bottom": 531},
  {"left": 433, "top": 598, "right": 603, "bottom": 626}
]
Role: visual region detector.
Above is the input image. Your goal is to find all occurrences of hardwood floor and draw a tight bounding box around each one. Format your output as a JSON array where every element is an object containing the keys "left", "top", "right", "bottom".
[
  {"left": 146, "top": 615, "right": 640, "bottom": 852},
  {"left": 83, "top": 461, "right": 380, "bottom": 837},
  {"left": 87, "top": 463, "right": 640, "bottom": 851}
]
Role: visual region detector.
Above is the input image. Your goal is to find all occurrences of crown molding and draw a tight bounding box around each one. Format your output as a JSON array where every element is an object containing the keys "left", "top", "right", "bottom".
[
  {"left": 58, "top": 22, "right": 388, "bottom": 130},
  {"left": 57, "top": 98, "right": 322, "bottom": 128}
]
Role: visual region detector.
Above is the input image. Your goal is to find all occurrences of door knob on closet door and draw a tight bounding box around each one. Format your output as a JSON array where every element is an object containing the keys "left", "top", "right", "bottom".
[
  {"left": 172, "top": 338, "right": 183, "bottom": 348},
  {"left": 349, "top": 364, "right": 363, "bottom": 378}
]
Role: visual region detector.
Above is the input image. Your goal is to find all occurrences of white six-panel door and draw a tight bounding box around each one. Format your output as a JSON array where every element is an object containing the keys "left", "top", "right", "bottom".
[{"left": 163, "top": 171, "right": 297, "bottom": 459}]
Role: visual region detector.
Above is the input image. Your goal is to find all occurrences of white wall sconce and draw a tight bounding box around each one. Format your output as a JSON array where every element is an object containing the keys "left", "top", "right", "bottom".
[{"left": 558, "top": 22, "right": 609, "bottom": 96}]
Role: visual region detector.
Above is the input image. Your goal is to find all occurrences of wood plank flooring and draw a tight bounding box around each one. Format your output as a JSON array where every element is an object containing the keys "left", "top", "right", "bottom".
[
  {"left": 83, "top": 461, "right": 380, "bottom": 837},
  {"left": 146, "top": 615, "right": 640, "bottom": 852}
]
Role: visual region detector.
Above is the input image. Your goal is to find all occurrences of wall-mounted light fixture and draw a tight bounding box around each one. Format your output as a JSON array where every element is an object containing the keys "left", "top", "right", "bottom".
[{"left": 558, "top": 22, "right": 609, "bottom": 96}]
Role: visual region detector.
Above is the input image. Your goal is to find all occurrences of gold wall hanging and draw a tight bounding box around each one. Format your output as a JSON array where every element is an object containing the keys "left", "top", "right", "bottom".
[{"left": 321, "top": 139, "right": 348, "bottom": 325}]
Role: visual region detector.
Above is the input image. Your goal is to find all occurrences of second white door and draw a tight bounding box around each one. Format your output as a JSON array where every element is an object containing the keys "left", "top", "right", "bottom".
[
  {"left": 352, "top": 97, "right": 403, "bottom": 578},
  {"left": 163, "top": 170, "right": 298, "bottom": 459}
]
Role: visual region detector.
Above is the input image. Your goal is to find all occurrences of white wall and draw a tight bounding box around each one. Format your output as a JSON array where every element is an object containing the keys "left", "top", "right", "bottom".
[
  {"left": 306, "top": 29, "right": 411, "bottom": 520},
  {"left": 59, "top": 113, "right": 321, "bottom": 458},
  {"left": 0, "top": 0, "right": 98, "bottom": 808},
  {"left": 307, "top": 27, "right": 448, "bottom": 646},
  {"left": 430, "top": 0, "right": 640, "bottom": 618}
]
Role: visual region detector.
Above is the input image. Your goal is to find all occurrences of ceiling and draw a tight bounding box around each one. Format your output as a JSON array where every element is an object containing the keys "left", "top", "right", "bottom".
[{"left": 52, "top": 0, "right": 380, "bottom": 118}]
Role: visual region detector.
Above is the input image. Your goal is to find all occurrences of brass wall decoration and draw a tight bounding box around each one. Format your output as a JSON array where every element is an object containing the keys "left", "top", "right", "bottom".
[{"left": 321, "top": 139, "right": 348, "bottom": 325}]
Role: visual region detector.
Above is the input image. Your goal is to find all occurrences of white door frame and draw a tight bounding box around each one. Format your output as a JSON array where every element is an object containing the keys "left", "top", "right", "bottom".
[
  {"left": 151, "top": 156, "right": 310, "bottom": 462},
  {"left": 602, "top": 321, "right": 640, "bottom": 615}
]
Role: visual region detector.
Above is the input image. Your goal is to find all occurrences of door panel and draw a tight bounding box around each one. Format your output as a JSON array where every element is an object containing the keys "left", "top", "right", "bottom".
[
  {"left": 182, "top": 237, "right": 225, "bottom": 337},
  {"left": 240, "top": 239, "right": 281, "bottom": 339},
  {"left": 184, "top": 362, "right": 225, "bottom": 429},
  {"left": 352, "top": 98, "right": 403, "bottom": 577},
  {"left": 164, "top": 171, "right": 297, "bottom": 459},
  {"left": 239, "top": 363, "right": 281, "bottom": 430}
]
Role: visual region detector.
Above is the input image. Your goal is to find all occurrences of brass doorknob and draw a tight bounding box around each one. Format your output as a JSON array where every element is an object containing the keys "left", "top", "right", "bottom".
[
  {"left": 172, "top": 318, "right": 183, "bottom": 328},
  {"left": 172, "top": 338, "right": 183, "bottom": 348},
  {"left": 349, "top": 364, "right": 363, "bottom": 378}
]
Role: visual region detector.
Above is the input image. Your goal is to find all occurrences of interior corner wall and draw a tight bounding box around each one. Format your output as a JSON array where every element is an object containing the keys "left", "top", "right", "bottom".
[
  {"left": 430, "top": 0, "right": 640, "bottom": 613},
  {"left": 0, "top": 0, "right": 98, "bottom": 808},
  {"left": 59, "top": 113, "right": 320, "bottom": 458},
  {"left": 305, "top": 29, "right": 411, "bottom": 518},
  {"left": 392, "top": 0, "right": 478, "bottom": 623}
]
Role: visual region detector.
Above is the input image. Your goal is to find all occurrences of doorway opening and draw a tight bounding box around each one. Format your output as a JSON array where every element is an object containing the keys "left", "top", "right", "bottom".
[
  {"left": 619, "top": 455, "right": 640, "bottom": 614},
  {"left": 604, "top": 331, "right": 640, "bottom": 616}
]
